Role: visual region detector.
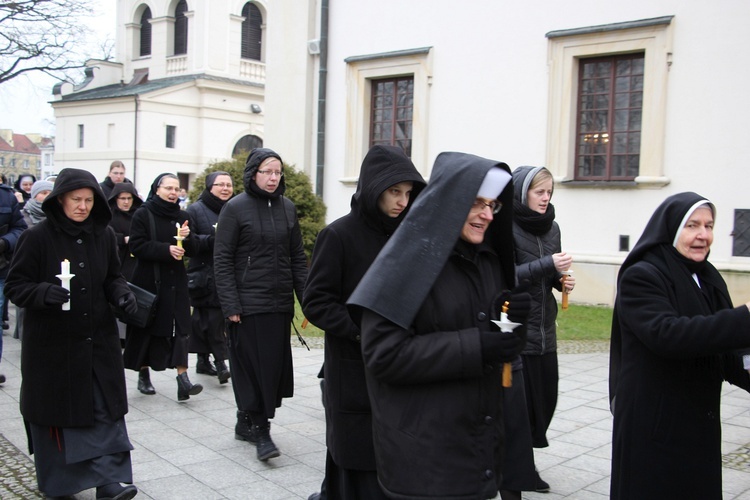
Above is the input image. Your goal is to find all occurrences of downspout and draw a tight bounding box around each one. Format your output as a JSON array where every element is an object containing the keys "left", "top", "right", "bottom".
[
  {"left": 315, "top": 0, "right": 329, "bottom": 198},
  {"left": 133, "top": 94, "right": 140, "bottom": 186}
]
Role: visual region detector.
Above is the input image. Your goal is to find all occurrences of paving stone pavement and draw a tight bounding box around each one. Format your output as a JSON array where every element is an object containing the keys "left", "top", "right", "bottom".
[{"left": 2, "top": 326, "right": 750, "bottom": 499}]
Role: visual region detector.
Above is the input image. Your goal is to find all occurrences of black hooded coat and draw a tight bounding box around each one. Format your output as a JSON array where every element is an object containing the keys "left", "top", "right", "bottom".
[
  {"left": 609, "top": 192, "right": 750, "bottom": 499},
  {"left": 302, "top": 145, "right": 425, "bottom": 471},
  {"left": 348, "top": 152, "right": 516, "bottom": 500},
  {"left": 214, "top": 148, "right": 307, "bottom": 317},
  {"left": 5, "top": 168, "right": 131, "bottom": 427},
  {"left": 107, "top": 182, "right": 143, "bottom": 281},
  {"left": 511, "top": 166, "right": 562, "bottom": 355}
]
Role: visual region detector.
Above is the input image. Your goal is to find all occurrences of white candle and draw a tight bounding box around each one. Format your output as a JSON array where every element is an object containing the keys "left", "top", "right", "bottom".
[{"left": 61, "top": 259, "right": 70, "bottom": 275}]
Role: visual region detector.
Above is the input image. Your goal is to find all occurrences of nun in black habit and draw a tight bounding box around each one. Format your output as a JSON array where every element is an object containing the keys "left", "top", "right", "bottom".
[
  {"left": 609, "top": 192, "right": 750, "bottom": 500},
  {"left": 4, "top": 168, "right": 139, "bottom": 499},
  {"left": 123, "top": 173, "right": 202, "bottom": 401},
  {"left": 348, "top": 152, "right": 531, "bottom": 500}
]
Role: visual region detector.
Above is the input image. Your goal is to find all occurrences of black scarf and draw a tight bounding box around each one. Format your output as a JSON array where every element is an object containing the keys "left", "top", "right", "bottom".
[
  {"left": 199, "top": 190, "right": 228, "bottom": 215},
  {"left": 513, "top": 199, "right": 556, "bottom": 236},
  {"left": 144, "top": 196, "right": 181, "bottom": 219}
]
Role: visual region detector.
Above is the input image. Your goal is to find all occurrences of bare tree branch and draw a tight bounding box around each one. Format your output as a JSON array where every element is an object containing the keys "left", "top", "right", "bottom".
[{"left": 0, "top": 0, "right": 100, "bottom": 85}]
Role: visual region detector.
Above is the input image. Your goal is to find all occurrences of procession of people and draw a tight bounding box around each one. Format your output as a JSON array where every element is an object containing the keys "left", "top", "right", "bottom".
[{"left": 2, "top": 148, "right": 750, "bottom": 500}]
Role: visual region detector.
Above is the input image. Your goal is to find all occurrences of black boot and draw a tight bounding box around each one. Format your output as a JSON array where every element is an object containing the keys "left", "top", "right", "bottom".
[
  {"left": 176, "top": 372, "right": 203, "bottom": 401},
  {"left": 235, "top": 410, "right": 257, "bottom": 443},
  {"left": 196, "top": 353, "right": 217, "bottom": 376},
  {"left": 254, "top": 423, "right": 280, "bottom": 461},
  {"left": 138, "top": 368, "right": 156, "bottom": 395},
  {"left": 215, "top": 359, "right": 231, "bottom": 384},
  {"left": 96, "top": 482, "right": 138, "bottom": 500}
]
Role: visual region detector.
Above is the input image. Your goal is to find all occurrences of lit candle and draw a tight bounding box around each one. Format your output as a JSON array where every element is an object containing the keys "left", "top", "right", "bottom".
[
  {"left": 175, "top": 223, "right": 182, "bottom": 248},
  {"left": 61, "top": 259, "right": 70, "bottom": 275}
]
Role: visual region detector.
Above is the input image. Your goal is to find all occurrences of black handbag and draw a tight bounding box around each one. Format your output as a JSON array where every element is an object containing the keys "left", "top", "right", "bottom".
[
  {"left": 113, "top": 282, "right": 158, "bottom": 328},
  {"left": 112, "top": 210, "right": 161, "bottom": 329}
]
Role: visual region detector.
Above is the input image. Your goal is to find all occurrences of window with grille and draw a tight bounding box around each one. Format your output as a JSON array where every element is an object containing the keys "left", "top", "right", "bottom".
[
  {"left": 241, "top": 2, "right": 262, "bottom": 60},
  {"left": 174, "top": 0, "right": 188, "bottom": 55},
  {"left": 370, "top": 76, "right": 414, "bottom": 157},
  {"left": 140, "top": 7, "right": 152, "bottom": 57},
  {"left": 575, "top": 53, "right": 644, "bottom": 180},
  {"left": 733, "top": 209, "right": 750, "bottom": 257},
  {"left": 166, "top": 125, "right": 176, "bottom": 149}
]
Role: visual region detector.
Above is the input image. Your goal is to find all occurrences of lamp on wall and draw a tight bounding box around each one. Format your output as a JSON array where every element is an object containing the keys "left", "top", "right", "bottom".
[{"left": 250, "top": 104, "right": 262, "bottom": 114}]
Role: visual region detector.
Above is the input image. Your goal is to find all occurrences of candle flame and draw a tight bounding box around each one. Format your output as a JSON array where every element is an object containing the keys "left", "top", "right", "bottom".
[{"left": 502, "top": 300, "right": 509, "bottom": 314}]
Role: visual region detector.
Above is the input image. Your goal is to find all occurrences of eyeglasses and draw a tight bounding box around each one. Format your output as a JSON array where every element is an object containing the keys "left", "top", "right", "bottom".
[
  {"left": 257, "top": 170, "right": 284, "bottom": 177},
  {"left": 212, "top": 183, "right": 233, "bottom": 188},
  {"left": 470, "top": 198, "right": 502, "bottom": 214},
  {"left": 117, "top": 196, "right": 133, "bottom": 201}
]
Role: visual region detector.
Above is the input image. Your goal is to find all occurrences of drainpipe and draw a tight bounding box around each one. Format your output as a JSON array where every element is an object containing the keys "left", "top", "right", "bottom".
[
  {"left": 315, "top": 0, "right": 329, "bottom": 198},
  {"left": 133, "top": 94, "right": 140, "bottom": 186}
]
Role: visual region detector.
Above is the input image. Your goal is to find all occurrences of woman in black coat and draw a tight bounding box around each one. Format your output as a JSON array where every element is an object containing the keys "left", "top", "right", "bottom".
[
  {"left": 123, "top": 173, "right": 202, "bottom": 401},
  {"left": 186, "top": 171, "right": 233, "bottom": 383},
  {"left": 609, "top": 192, "right": 750, "bottom": 499},
  {"left": 303, "top": 145, "right": 425, "bottom": 499},
  {"left": 348, "top": 153, "right": 530, "bottom": 499},
  {"left": 108, "top": 182, "right": 143, "bottom": 281},
  {"left": 214, "top": 148, "right": 308, "bottom": 462},
  {"left": 4, "top": 168, "right": 139, "bottom": 499}
]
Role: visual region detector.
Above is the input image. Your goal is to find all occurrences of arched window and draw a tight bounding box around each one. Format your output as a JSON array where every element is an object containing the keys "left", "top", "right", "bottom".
[
  {"left": 139, "top": 7, "right": 152, "bottom": 57},
  {"left": 241, "top": 2, "right": 262, "bottom": 60},
  {"left": 232, "top": 135, "right": 263, "bottom": 156},
  {"left": 174, "top": 0, "right": 188, "bottom": 55}
]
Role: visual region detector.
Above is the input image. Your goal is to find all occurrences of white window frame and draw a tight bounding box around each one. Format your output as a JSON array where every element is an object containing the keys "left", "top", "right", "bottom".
[
  {"left": 343, "top": 47, "right": 432, "bottom": 185},
  {"left": 545, "top": 16, "right": 673, "bottom": 188}
]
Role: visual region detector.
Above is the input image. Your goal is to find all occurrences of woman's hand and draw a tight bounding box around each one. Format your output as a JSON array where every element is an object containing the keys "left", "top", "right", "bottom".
[
  {"left": 14, "top": 192, "right": 23, "bottom": 204},
  {"left": 169, "top": 244, "right": 185, "bottom": 260},
  {"left": 228, "top": 314, "right": 241, "bottom": 323},
  {"left": 552, "top": 252, "right": 573, "bottom": 272},
  {"left": 563, "top": 274, "right": 576, "bottom": 293},
  {"left": 178, "top": 220, "right": 190, "bottom": 238}
]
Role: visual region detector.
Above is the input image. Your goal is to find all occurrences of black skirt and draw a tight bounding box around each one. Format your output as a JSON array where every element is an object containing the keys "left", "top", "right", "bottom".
[
  {"left": 227, "top": 312, "right": 293, "bottom": 419},
  {"left": 28, "top": 378, "right": 133, "bottom": 497}
]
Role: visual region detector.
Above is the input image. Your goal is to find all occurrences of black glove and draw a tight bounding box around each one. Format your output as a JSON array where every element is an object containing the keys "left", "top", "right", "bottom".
[
  {"left": 494, "top": 290, "right": 532, "bottom": 324},
  {"left": 118, "top": 292, "right": 139, "bottom": 315},
  {"left": 481, "top": 330, "right": 524, "bottom": 362},
  {"left": 0, "top": 238, "right": 7, "bottom": 254},
  {"left": 44, "top": 285, "right": 70, "bottom": 306}
]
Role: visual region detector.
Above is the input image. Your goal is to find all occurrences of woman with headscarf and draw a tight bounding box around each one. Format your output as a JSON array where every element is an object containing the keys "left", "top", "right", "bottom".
[
  {"left": 186, "top": 171, "right": 234, "bottom": 384},
  {"left": 4, "top": 168, "right": 139, "bottom": 500},
  {"left": 108, "top": 182, "right": 143, "bottom": 282},
  {"left": 348, "top": 152, "right": 531, "bottom": 499},
  {"left": 303, "top": 145, "right": 426, "bottom": 500},
  {"left": 609, "top": 192, "right": 750, "bottom": 499},
  {"left": 214, "top": 148, "right": 308, "bottom": 462},
  {"left": 13, "top": 173, "right": 37, "bottom": 208},
  {"left": 123, "top": 173, "right": 203, "bottom": 401},
  {"left": 508, "top": 166, "right": 575, "bottom": 493}
]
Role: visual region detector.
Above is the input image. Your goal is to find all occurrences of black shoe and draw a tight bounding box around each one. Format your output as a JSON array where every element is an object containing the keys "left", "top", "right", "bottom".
[
  {"left": 0, "top": 374, "right": 5, "bottom": 385},
  {"left": 137, "top": 368, "right": 156, "bottom": 395},
  {"left": 535, "top": 472, "right": 550, "bottom": 493},
  {"left": 195, "top": 354, "right": 217, "bottom": 376},
  {"left": 2, "top": 321, "right": 8, "bottom": 330},
  {"left": 176, "top": 372, "right": 203, "bottom": 401},
  {"left": 96, "top": 482, "right": 138, "bottom": 500},
  {"left": 254, "top": 423, "right": 280, "bottom": 461},
  {"left": 308, "top": 494, "right": 321, "bottom": 500},
  {"left": 235, "top": 410, "right": 257, "bottom": 443},
  {"left": 215, "top": 359, "right": 231, "bottom": 384}
]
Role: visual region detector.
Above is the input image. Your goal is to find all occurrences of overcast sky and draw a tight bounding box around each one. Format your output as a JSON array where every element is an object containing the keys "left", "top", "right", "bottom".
[{"left": 0, "top": 1, "right": 116, "bottom": 137}]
